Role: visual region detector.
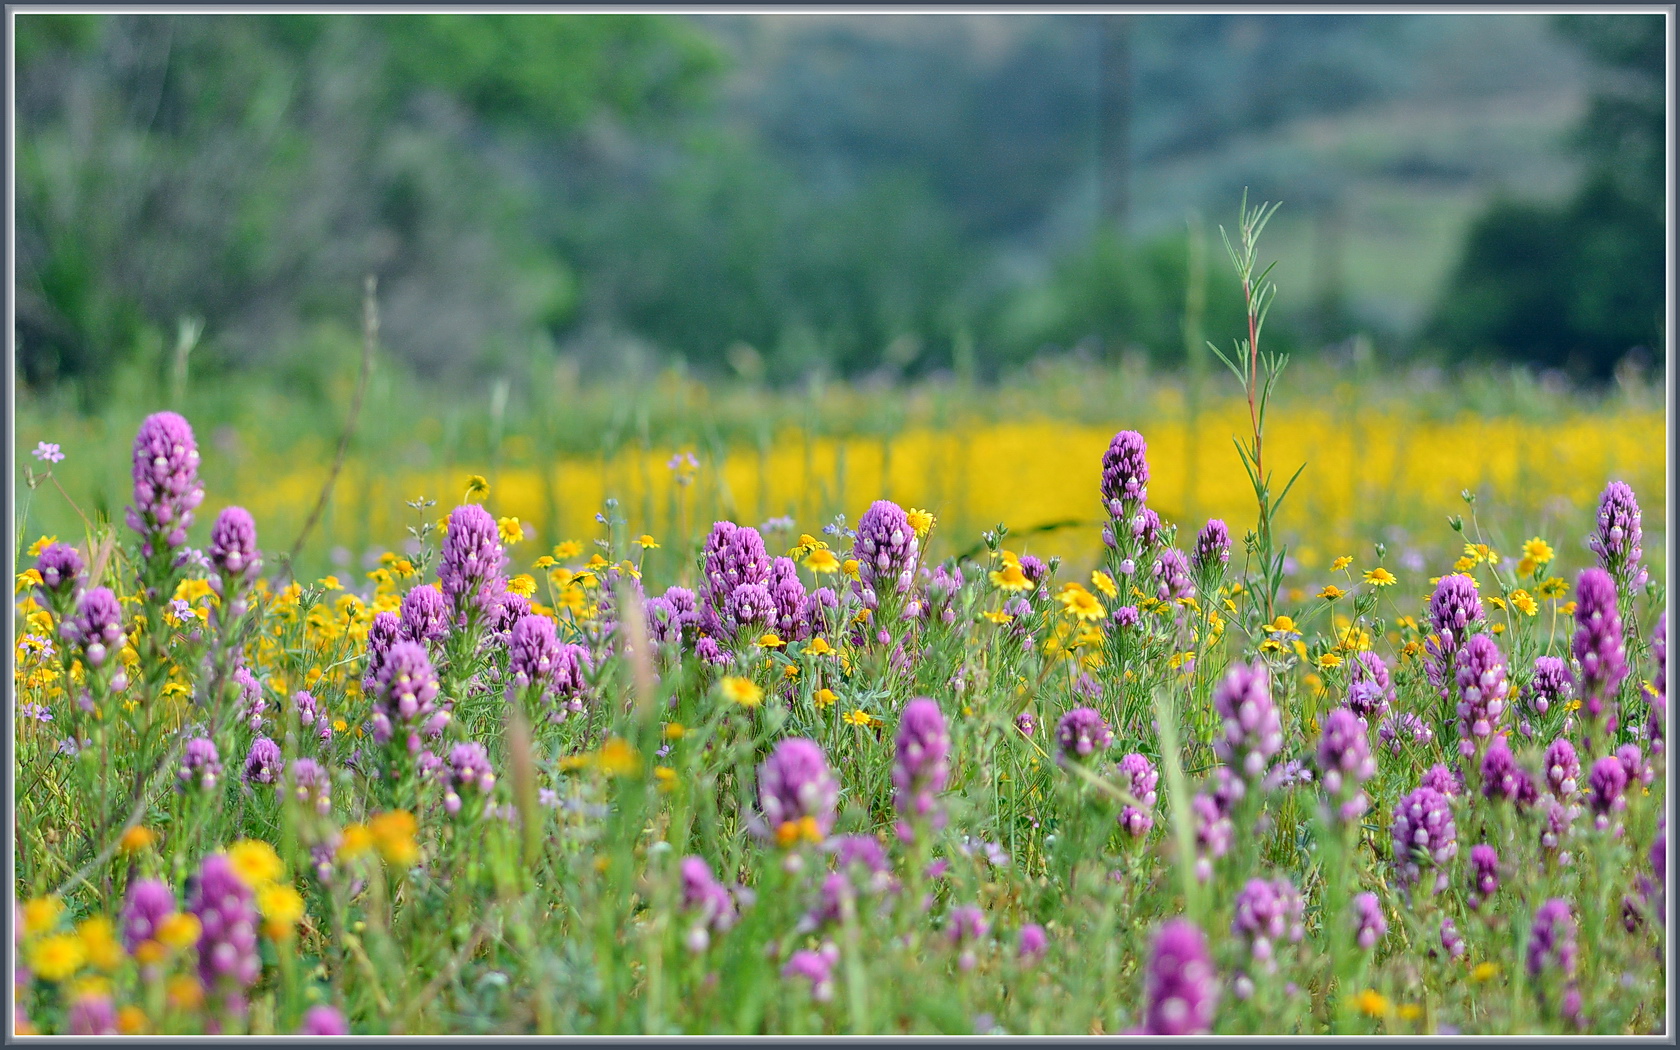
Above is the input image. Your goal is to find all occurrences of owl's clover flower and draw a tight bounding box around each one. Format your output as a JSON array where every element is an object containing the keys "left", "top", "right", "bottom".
[
  {"left": 1573, "top": 568, "right": 1628, "bottom": 747},
  {"left": 188, "top": 854, "right": 261, "bottom": 1019},
  {"left": 179, "top": 737, "right": 223, "bottom": 792},
  {"left": 757, "top": 737, "right": 839, "bottom": 847},
  {"left": 1392, "top": 785, "right": 1457, "bottom": 894},
  {"left": 444, "top": 741, "right": 496, "bottom": 818},
  {"left": 1213, "top": 661, "right": 1282, "bottom": 782},
  {"left": 1454, "top": 633, "right": 1510, "bottom": 759},
  {"left": 1351, "top": 892, "right": 1386, "bottom": 951},
  {"left": 1231, "top": 877, "right": 1305, "bottom": 971},
  {"left": 1055, "top": 706, "right": 1113, "bottom": 763},
  {"left": 439, "top": 504, "right": 507, "bottom": 626},
  {"left": 1138, "top": 919, "right": 1217, "bottom": 1036},
  {"left": 1589, "top": 480, "right": 1645, "bottom": 590},
  {"left": 893, "top": 698, "right": 951, "bottom": 839},
  {"left": 852, "top": 500, "right": 920, "bottom": 601},
  {"left": 1424, "top": 574, "right": 1484, "bottom": 698},
  {"left": 125, "top": 411, "right": 205, "bottom": 563},
  {"left": 242, "top": 736, "right": 282, "bottom": 786},
  {"left": 1116, "top": 752, "right": 1159, "bottom": 837},
  {"left": 398, "top": 584, "right": 451, "bottom": 646},
  {"left": 679, "top": 855, "right": 739, "bottom": 953},
  {"left": 121, "top": 878, "right": 177, "bottom": 952},
  {"left": 370, "top": 640, "right": 443, "bottom": 749},
  {"left": 1468, "top": 843, "right": 1500, "bottom": 910},
  {"left": 1316, "top": 707, "right": 1375, "bottom": 822}
]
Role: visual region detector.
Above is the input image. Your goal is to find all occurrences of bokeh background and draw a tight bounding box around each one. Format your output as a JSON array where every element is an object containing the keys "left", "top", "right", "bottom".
[{"left": 12, "top": 12, "right": 1668, "bottom": 584}]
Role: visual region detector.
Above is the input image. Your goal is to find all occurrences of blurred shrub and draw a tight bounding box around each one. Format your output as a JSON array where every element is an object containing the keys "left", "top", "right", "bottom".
[{"left": 1426, "top": 14, "right": 1662, "bottom": 379}]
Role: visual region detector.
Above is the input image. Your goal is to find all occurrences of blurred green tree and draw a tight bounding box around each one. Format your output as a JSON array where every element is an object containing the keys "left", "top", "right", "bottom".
[{"left": 1425, "top": 13, "right": 1663, "bottom": 379}]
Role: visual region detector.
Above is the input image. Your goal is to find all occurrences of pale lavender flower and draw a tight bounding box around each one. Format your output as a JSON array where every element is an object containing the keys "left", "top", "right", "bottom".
[
  {"left": 1151, "top": 548, "right": 1194, "bottom": 601},
  {"left": 1377, "top": 711, "right": 1433, "bottom": 755},
  {"left": 121, "top": 878, "right": 177, "bottom": 951},
  {"left": 1587, "top": 755, "right": 1628, "bottom": 830},
  {"left": 444, "top": 741, "right": 496, "bottom": 818},
  {"left": 1231, "top": 878, "right": 1305, "bottom": 971},
  {"left": 283, "top": 758, "right": 332, "bottom": 816},
  {"left": 31, "top": 441, "right": 64, "bottom": 464},
  {"left": 370, "top": 640, "right": 442, "bottom": 748},
  {"left": 1421, "top": 762, "right": 1463, "bottom": 797},
  {"left": 61, "top": 586, "right": 125, "bottom": 670},
  {"left": 679, "top": 856, "right": 738, "bottom": 952},
  {"left": 189, "top": 853, "right": 261, "bottom": 1016},
  {"left": 1589, "top": 480, "right": 1646, "bottom": 589},
  {"left": 179, "top": 737, "right": 222, "bottom": 792},
  {"left": 1480, "top": 740, "right": 1538, "bottom": 807},
  {"left": 298, "top": 1005, "right": 349, "bottom": 1035},
  {"left": 1347, "top": 651, "right": 1393, "bottom": 725},
  {"left": 947, "top": 904, "right": 989, "bottom": 971},
  {"left": 1100, "top": 430, "right": 1150, "bottom": 516},
  {"left": 1316, "top": 707, "right": 1375, "bottom": 821},
  {"left": 1544, "top": 738, "right": 1581, "bottom": 799},
  {"left": 1439, "top": 916, "right": 1465, "bottom": 959}
]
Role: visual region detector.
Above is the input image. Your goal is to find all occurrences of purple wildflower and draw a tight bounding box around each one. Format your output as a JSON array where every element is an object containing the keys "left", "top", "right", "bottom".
[
  {"left": 1539, "top": 796, "right": 1576, "bottom": 864},
  {"left": 757, "top": 737, "right": 839, "bottom": 844},
  {"left": 1213, "top": 661, "right": 1282, "bottom": 781},
  {"left": 369, "top": 640, "right": 442, "bottom": 748},
  {"left": 1439, "top": 916, "right": 1465, "bottom": 960},
  {"left": 1424, "top": 574, "right": 1485, "bottom": 698},
  {"left": 1455, "top": 633, "right": 1510, "bottom": 759},
  {"left": 1347, "top": 651, "right": 1393, "bottom": 725},
  {"left": 1055, "top": 706, "right": 1113, "bottom": 762},
  {"left": 1480, "top": 740, "right": 1538, "bottom": 807},
  {"left": 1587, "top": 755, "right": 1628, "bottom": 830},
  {"left": 188, "top": 853, "right": 261, "bottom": 1015},
  {"left": 1190, "top": 793, "right": 1231, "bottom": 883},
  {"left": 243, "top": 736, "right": 283, "bottom": 786},
  {"left": 1589, "top": 480, "right": 1645, "bottom": 589},
  {"left": 947, "top": 904, "right": 989, "bottom": 971},
  {"left": 1231, "top": 877, "right": 1305, "bottom": 971},
  {"left": 298, "top": 1005, "right": 349, "bottom": 1035},
  {"left": 893, "top": 698, "right": 951, "bottom": 838},
  {"left": 125, "top": 411, "right": 205, "bottom": 560},
  {"left": 1019, "top": 923, "right": 1048, "bottom": 964},
  {"left": 768, "top": 556, "right": 809, "bottom": 638},
  {"left": 1316, "top": 707, "right": 1375, "bottom": 822},
  {"left": 1015, "top": 711, "right": 1037, "bottom": 738},
  {"left": 1151, "top": 547, "right": 1194, "bottom": 601},
  {"left": 444, "top": 741, "right": 496, "bottom": 818},
  {"left": 724, "top": 582, "right": 776, "bottom": 634},
  {"left": 1527, "top": 898, "right": 1579, "bottom": 999},
  {"left": 179, "top": 737, "right": 223, "bottom": 792},
  {"left": 1192, "top": 519, "right": 1231, "bottom": 573},
  {"left": 1351, "top": 892, "right": 1386, "bottom": 951},
  {"left": 1139, "top": 919, "right": 1216, "bottom": 1036},
  {"left": 679, "top": 855, "right": 738, "bottom": 952},
  {"left": 208, "top": 506, "right": 261, "bottom": 595},
  {"left": 782, "top": 944, "right": 840, "bottom": 1002},
  {"left": 68, "top": 994, "right": 116, "bottom": 1035},
  {"left": 1112, "top": 604, "right": 1141, "bottom": 629},
  {"left": 31, "top": 440, "right": 64, "bottom": 464},
  {"left": 398, "top": 584, "right": 450, "bottom": 646},
  {"left": 1117, "top": 753, "right": 1160, "bottom": 836},
  {"left": 1468, "top": 843, "right": 1499, "bottom": 910},
  {"left": 1100, "top": 430, "right": 1150, "bottom": 515},
  {"left": 1377, "top": 711, "right": 1433, "bottom": 755},
  {"left": 1653, "top": 611, "right": 1667, "bottom": 703},
  {"left": 439, "top": 504, "right": 506, "bottom": 624},
  {"left": 283, "top": 758, "right": 332, "bottom": 816},
  {"left": 61, "top": 587, "right": 125, "bottom": 669},
  {"left": 1617, "top": 742, "right": 1652, "bottom": 788},
  {"left": 507, "top": 614, "right": 563, "bottom": 703},
  {"left": 852, "top": 500, "right": 919, "bottom": 599},
  {"left": 1544, "top": 737, "right": 1581, "bottom": 798},
  {"left": 362, "top": 611, "right": 402, "bottom": 692},
  {"left": 1421, "top": 762, "right": 1463, "bottom": 797},
  {"left": 1573, "top": 567, "right": 1628, "bottom": 746},
  {"left": 34, "top": 542, "right": 86, "bottom": 610},
  {"left": 121, "top": 878, "right": 177, "bottom": 951},
  {"left": 1392, "top": 785, "right": 1458, "bottom": 894}
]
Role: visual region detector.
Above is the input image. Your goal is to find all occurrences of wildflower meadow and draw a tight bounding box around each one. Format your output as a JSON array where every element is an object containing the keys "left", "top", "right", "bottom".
[{"left": 10, "top": 208, "right": 1670, "bottom": 1037}]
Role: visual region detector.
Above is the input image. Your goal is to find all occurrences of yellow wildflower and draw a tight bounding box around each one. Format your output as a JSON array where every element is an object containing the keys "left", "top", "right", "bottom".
[
  {"left": 1355, "top": 989, "right": 1392, "bottom": 1018},
  {"left": 989, "top": 562, "right": 1031, "bottom": 592},
  {"left": 16, "top": 568, "right": 43, "bottom": 594},
  {"left": 1396, "top": 1004, "right": 1422, "bottom": 1022},
  {"left": 814, "top": 688, "right": 838, "bottom": 709},
  {"left": 1318, "top": 584, "right": 1345, "bottom": 601},
  {"left": 654, "top": 766, "right": 677, "bottom": 793},
  {"left": 464, "top": 474, "right": 490, "bottom": 501},
  {"left": 759, "top": 633, "right": 785, "bottom": 649},
  {"left": 368, "top": 811, "right": 420, "bottom": 867},
  {"left": 76, "top": 917, "right": 123, "bottom": 971},
  {"left": 27, "top": 535, "right": 57, "bottom": 558},
  {"left": 907, "top": 508, "right": 936, "bottom": 537},
  {"left": 28, "top": 935, "right": 85, "bottom": 981},
  {"left": 842, "top": 558, "right": 861, "bottom": 579},
  {"left": 774, "top": 816, "right": 823, "bottom": 848},
  {"left": 227, "top": 840, "right": 284, "bottom": 889},
  {"left": 166, "top": 975, "right": 204, "bottom": 1011},
  {"left": 498, "top": 517, "right": 525, "bottom": 545},
  {"left": 256, "top": 884, "right": 306, "bottom": 939},
  {"left": 842, "top": 708, "right": 872, "bottom": 727},
  {"left": 1471, "top": 961, "right": 1499, "bottom": 982},
  {"left": 1363, "top": 567, "right": 1397, "bottom": 587},
  {"left": 1058, "top": 584, "right": 1105, "bottom": 621},
  {"left": 1537, "top": 576, "right": 1570, "bottom": 600},
  {"left": 806, "top": 636, "right": 834, "bottom": 656},
  {"left": 721, "top": 676, "right": 763, "bottom": 708},
  {"left": 1330, "top": 555, "right": 1353, "bottom": 572},
  {"left": 155, "top": 913, "right": 200, "bottom": 951},
  {"left": 804, "top": 548, "right": 841, "bottom": 574},
  {"left": 553, "top": 540, "right": 583, "bottom": 560},
  {"left": 1090, "top": 570, "right": 1118, "bottom": 599},
  {"left": 116, "top": 1005, "right": 147, "bottom": 1035},
  {"left": 22, "top": 896, "right": 64, "bottom": 937},
  {"left": 1560, "top": 601, "right": 1577, "bottom": 617},
  {"left": 1317, "top": 652, "right": 1343, "bottom": 670},
  {"left": 664, "top": 722, "right": 686, "bottom": 739},
  {"left": 506, "top": 574, "right": 537, "bottom": 598}
]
